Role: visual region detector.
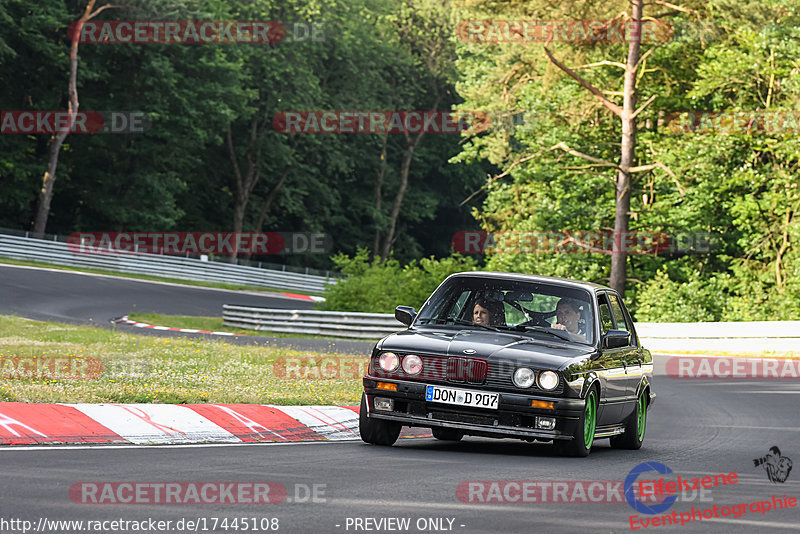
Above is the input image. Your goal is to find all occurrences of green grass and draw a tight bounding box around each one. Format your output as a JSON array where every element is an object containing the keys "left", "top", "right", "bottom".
[
  {"left": 0, "top": 315, "right": 367, "bottom": 405},
  {"left": 0, "top": 256, "right": 319, "bottom": 297},
  {"left": 126, "top": 313, "right": 378, "bottom": 341}
]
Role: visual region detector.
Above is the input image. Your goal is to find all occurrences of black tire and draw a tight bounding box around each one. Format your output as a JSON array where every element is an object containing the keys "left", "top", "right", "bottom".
[
  {"left": 610, "top": 389, "right": 647, "bottom": 450},
  {"left": 559, "top": 388, "right": 598, "bottom": 457},
  {"left": 431, "top": 427, "right": 464, "bottom": 441},
  {"left": 359, "top": 393, "right": 400, "bottom": 446}
]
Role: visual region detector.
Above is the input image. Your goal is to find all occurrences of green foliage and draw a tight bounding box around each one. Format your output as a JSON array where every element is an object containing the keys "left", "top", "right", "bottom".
[
  {"left": 2, "top": 0, "right": 799, "bottom": 322},
  {"left": 451, "top": 0, "right": 800, "bottom": 321},
  {"left": 0, "top": 0, "right": 485, "bottom": 267},
  {"left": 634, "top": 269, "right": 727, "bottom": 322},
  {"left": 320, "top": 248, "right": 478, "bottom": 312}
]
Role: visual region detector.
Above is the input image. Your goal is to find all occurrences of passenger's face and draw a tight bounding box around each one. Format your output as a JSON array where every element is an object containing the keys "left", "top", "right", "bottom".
[
  {"left": 556, "top": 303, "right": 579, "bottom": 333},
  {"left": 473, "top": 304, "right": 490, "bottom": 325}
]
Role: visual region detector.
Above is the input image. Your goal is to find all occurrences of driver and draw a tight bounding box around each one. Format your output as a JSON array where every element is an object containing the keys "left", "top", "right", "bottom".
[
  {"left": 551, "top": 298, "right": 586, "bottom": 342},
  {"left": 473, "top": 297, "right": 505, "bottom": 326}
]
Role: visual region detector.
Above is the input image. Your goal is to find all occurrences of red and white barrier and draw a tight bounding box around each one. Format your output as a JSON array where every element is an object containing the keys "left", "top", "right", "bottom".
[{"left": 0, "top": 402, "right": 428, "bottom": 446}]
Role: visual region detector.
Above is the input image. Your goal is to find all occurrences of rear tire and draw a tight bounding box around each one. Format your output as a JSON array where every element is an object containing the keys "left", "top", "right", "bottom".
[
  {"left": 610, "top": 389, "right": 647, "bottom": 450},
  {"left": 559, "top": 389, "right": 597, "bottom": 457},
  {"left": 359, "top": 393, "right": 400, "bottom": 446},
  {"left": 431, "top": 427, "right": 464, "bottom": 441}
]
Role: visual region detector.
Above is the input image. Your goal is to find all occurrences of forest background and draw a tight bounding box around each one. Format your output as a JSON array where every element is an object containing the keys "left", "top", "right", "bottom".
[{"left": 1, "top": 0, "right": 798, "bottom": 321}]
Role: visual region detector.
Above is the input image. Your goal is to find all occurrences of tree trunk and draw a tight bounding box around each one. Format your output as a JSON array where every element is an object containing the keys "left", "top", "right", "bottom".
[
  {"left": 379, "top": 94, "right": 441, "bottom": 260},
  {"left": 372, "top": 134, "right": 388, "bottom": 257},
  {"left": 242, "top": 169, "right": 288, "bottom": 262},
  {"left": 33, "top": 1, "right": 112, "bottom": 237},
  {"left": 609, "top": 0, "right": 643, "bottom": 296},
  {"left": 380, "top": 132, "right": 424, "bottom": 260},
  {"left": 226, "top": 120, "right": 261, "bottom": 262}
]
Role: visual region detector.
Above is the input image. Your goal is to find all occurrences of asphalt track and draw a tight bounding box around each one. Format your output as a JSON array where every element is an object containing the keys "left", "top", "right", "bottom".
[
  {"left": 0, "top": 264, "right": 372, "bottom": 354},
  {"left": 1, "top": 263, "right": 799, "bottom": 533},
  {"left": 1, "top": 375, "right": 798, "bottom": 533}
]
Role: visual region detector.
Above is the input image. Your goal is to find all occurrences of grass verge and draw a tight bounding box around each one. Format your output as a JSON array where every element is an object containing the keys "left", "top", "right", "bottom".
[
  {"left": 0, "top": 256, "right": 319, "bottom": 297},
  {"left": 0, "top": 315, "right": 366, "bottom": 405}
]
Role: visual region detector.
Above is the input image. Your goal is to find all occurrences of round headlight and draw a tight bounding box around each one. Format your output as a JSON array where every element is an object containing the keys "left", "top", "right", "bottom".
[
  {"left": 513, "top": 367, "right": 536, "bottom": 388},
  {"left": 402, "top": 354, "right": 423, "bottom": 375},
  {"left": 538, "top": 370, "right": 559, "bottom": 391},
  {"left": 378, "top": 352, "right": 399, "bottom": 372}
]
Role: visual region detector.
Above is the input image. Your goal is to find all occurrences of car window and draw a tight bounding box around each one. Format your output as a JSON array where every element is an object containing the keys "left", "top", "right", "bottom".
[
  {"left": 598, "top": 296, "right": 613, "bottom": 336},
  {"left": 452, "top": 290, "right": 469, "bottom": 320},
  {"left": 503, "top": 301, "right": 527, "bottom": 325},
  {"left": 608, "top": 294, "right": 630, "bottom": 332},
  {"left": 415, "top": 277, "right": 595, "bottom": 345}
]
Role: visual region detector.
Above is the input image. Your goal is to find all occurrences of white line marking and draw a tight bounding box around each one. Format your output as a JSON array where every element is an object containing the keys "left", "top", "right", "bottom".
[{"left": 0, "top": 439, "right": 360, "bottom": 451}]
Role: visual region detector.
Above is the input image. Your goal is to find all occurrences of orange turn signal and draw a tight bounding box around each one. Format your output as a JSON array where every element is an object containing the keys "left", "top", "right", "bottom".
[
  {"left": 377, "top": 382, "right": 398, "bottom": 392},
  {"left": 531, "top": 400, "right": 554, "bottom": 410}
]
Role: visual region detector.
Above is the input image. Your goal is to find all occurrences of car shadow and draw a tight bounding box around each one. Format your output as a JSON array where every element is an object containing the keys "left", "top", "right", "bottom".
[{"left": 394, "top": 435, "right": 621, "bottom": 458}]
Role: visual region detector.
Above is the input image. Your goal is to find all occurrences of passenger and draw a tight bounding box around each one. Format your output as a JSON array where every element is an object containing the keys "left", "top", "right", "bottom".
[
  {"left": 472, "top": 297, "right": 505, "bottom": 326},
  {"left": 551, "top": 298, "right": 586, "bottom": 342}
]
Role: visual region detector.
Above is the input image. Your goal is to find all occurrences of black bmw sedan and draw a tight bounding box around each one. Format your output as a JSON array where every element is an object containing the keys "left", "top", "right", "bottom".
[{"left": 360, "top": 271, "right": 655, "bottom": 457}]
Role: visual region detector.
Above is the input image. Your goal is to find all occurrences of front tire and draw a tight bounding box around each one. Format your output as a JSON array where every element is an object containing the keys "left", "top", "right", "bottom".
[
  {"left": 359, "top": 393, "right": 400, "bottom": 446},
  {"left": 560, "top": 389, "right": 597, "bottom": 457},
  {"left": 610, "top": 389, "right": 647, "bottom": 450}
]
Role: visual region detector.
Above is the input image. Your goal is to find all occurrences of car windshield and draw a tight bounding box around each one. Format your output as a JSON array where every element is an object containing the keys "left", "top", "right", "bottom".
[{"left": 416, "top": 276, "right": 595, "bottom": 345}]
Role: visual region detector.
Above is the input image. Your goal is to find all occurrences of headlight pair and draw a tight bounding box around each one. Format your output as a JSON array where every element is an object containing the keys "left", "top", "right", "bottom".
[
  {"left": 513, "top": 368, "right": 559, "bottom": 390},
  {"left": 377, "top": 352, "right": 422, "bottom": 375}
]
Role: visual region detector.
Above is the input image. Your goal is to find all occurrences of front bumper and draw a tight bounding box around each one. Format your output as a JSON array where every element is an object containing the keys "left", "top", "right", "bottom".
[{"left": 363, "top": 377, "right": 586, "bottom": 441}]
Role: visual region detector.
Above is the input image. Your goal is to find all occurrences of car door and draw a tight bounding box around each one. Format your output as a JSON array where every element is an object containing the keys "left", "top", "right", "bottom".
[
  {"left": 594, "top": 292, "right": 627, "bottom": 424},
  {"left": 606, "top": 292, "right": 642, "bottom": 421}
]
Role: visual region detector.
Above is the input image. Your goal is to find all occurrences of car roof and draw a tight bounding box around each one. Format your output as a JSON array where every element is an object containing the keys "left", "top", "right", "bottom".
[{"left": 446, "top": 271, "right": 611, "bottom": 293}]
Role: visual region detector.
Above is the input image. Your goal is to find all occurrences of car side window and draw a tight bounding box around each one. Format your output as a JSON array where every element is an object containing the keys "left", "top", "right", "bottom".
[
  {"left": 608, "top": 294, "right": 631, "bottom": 332},
  {"left": 598, "top": 295, "right": 613, "bottom": 335},
  {"left": 608, "top": 293, "right": 638, "bottom": 346}
]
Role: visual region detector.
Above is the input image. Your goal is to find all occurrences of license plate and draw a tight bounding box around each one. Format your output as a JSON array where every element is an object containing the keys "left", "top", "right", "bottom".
[{"left": 425, "top": 385, "right": 499, "bottom": 410}]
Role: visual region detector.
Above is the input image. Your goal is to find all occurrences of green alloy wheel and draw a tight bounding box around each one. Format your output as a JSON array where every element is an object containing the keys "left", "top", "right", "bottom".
[{"left": 610, "top": 389, "right": 647, "bottom": 450}]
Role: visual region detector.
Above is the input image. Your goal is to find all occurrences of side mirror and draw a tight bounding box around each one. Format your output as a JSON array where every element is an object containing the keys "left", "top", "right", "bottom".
[
  {"left": 603, "top": 330, "right": 630, "bottom": 349},
  {"left": 395, "top": 305, "right": 417, "bottom": 327}
]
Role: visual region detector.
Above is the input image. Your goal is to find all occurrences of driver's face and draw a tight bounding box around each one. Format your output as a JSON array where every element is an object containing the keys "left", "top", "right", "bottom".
[
  {"left": 473, "top": 304, "right": 490, "bottom": 325},
  {"left": 556, "top": 303, "right": 579, "bottom": 332}
]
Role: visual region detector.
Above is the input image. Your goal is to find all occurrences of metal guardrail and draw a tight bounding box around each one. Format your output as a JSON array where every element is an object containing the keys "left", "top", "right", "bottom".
[
  {"left": 0, "top": 233, "right": 336, "bottom": 295},
  {"left": 223, "top": 306, "right": 800, "bottom": 351},
  {"left": 223, "top": 305, "right": 405, "bottom": 339}
]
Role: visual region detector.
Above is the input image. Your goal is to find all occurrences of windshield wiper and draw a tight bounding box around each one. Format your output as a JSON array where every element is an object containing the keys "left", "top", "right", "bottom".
[
  {"left": 512, "top": 324, "right": 575, "bottom": 342},
  {"left": 420, "top": 316, "right": 502, "bottom": 333}
]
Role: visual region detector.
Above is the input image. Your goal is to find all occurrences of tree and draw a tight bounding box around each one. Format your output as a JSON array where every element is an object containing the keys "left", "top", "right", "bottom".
[{"left": 33, "top": 0, "right": 117, "bottom": 236}]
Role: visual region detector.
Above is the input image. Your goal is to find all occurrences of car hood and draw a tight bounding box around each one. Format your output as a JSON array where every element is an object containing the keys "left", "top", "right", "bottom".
[{"left": 377, "top": 327, "right": 595, "bottom": 370}]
